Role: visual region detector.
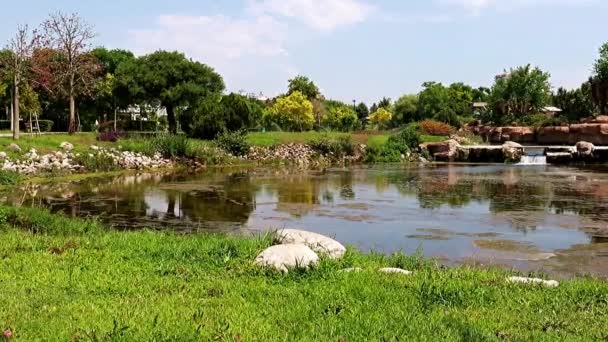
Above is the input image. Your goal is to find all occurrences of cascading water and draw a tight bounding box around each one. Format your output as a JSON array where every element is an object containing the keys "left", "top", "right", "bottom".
[{"left": 517, "top": 147, "right": 547, "bottom": 165}]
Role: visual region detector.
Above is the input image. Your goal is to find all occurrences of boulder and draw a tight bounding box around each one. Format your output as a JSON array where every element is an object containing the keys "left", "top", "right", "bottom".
[
  {"left": 502, "top": 141, "right": 524, "bottom": 163},
  {"left": 254, "top": 244, "right": 319, "bottom": 273},
  {"left": 59, "top": 141, "right": 74, "bottom": 151},
  {"left": 507, "top": 276, "right": 559, "bottom": 288},
  {"left": 7, "top": 143, "right": 21, "bottom": 153},
  {"left": 421, "top": 139, "right": 461, "bottom": 162},
  {"left": 537, "top": 126, "right": 570, "bottom": 145},
  {"left": 379, "top": 268, "right": 412, "bottom": 275},
  {"left": 575, "top": 141, "right": 595, "bottom": 157},
  {"left": 276, "top": 229, "right": 346, "bottom": 259},
  {"left": 0, "top": 152, "right": 7, "bottom": 160},
  {"left": 569, "top": 124, "right": 608, "bottom": 145},
  {"left": 501, "top": 127, "right": 535, "bottom": 143}
]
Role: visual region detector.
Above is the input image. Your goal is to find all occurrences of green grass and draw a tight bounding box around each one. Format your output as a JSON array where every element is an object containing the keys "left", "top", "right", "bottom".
[
  {"left": 421, "top": 135, "right": 448, "bottom": 143},
  {"left": 247, "top": 131, "right": 390, "bottom": 147},
  {"left": 0, "top": 206, "right": 607, "bottom": 341}
]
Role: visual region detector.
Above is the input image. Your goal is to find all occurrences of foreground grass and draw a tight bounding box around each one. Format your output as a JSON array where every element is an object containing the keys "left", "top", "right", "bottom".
[{"left": 0, "top": 206, "right": 607, "bottom": 341}]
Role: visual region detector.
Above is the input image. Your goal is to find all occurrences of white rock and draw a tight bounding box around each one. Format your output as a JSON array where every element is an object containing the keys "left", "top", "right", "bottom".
[
  {"left": 254, "top": 244, "right": 319, "bottom": 273},
  {"left": 90, "top": 145, "right": 99, "bottom": 151},
  {"left": 507, "top": 276, "right": 559, "bottom": 288},
  {"left": 339, "top": 267, "right": 362, "bottom": 273},
  {"left": 379, "top": 268, "right": 412, "bottom": 275},
  {"left": 7, "top": 143, "right": 21, "bottom": 153},
  {"left": 0, "top": 152, "right": 7, "bottom": 160},
  {"left": 276, "top": 229, "right": 346, "bottom": 260},
  {"left": 59, "top": 141, "right": 74, "bottom": 151}
]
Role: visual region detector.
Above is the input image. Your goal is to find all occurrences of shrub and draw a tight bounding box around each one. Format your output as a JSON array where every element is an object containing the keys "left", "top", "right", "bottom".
[
  {"left": 215, "top": 131, "right": 250, "bottom": 156},
  {"left": 0, "top": 170, "right": 22, "bottom": 186},
  {"left": 367, "top": 108, "right": 392, "bottom": 128},
  {"left": 363, "top": 127, "right": 420, "bottom": 163},
  {"left": 265, "top": 91, "right": 314, "bottom": 131},
  {"left": 420, "top": 119, "right": 454, "bottom": 136},
  {"left": 148, "top": 134, "right": 191, "bottom": 158},
  {"left": 73, "top": 152, "right": 119, "bottom": 172},
  {"left": 97, "top": 130, "right": 127, "bottom": 142},
  {"left": 309, "top": 135, "right": 355, "bottom": 158}
]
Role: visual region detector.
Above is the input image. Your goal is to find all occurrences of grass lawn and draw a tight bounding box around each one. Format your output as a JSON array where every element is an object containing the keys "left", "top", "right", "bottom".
[
  {"left": 0, "top": 206, "right": 607, "bottom": 341},
  {"left": 246, "top": 131, "right": 392, "bottom": 147}
]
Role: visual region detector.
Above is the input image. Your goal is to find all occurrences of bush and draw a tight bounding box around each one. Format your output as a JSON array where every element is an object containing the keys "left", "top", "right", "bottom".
[
  {"left": 97, "top": 130, "right": 127, "bottom": 142},
  {"left": 308, "top": 135, "right": 355, "bottom": 158},
  {"left": 215, "top": 131, "right": 250, "bottom": 156},
  {"left": 420, "top": 119, "right": 454, "bottom": 136},
  {"left": 363, "top": 127, "right": 420, "bottom": 163},
  {"left": 0, "top": 170, "right": 23, "bottom": 186},
  {"left": 73, "top": 152, "right": 119, "bottom": 172},
  {"left": 265, "top": 91, "right": 314, "bottom": 131},
  {"left": 148, "top": 134, "right": 191, "bottom": 158},
  {"left": 0, "top": 120, "right": 54, "bottom": 132}
]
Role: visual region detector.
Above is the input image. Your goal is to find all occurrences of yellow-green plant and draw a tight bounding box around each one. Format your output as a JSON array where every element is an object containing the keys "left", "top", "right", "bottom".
[{"left": 266, "top": 91, "right": 314, "bottom": 131}]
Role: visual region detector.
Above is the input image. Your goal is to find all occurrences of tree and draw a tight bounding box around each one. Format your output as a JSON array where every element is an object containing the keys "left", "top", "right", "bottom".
[
  {"left": 1, "top": 25, "right": 38, "bottom": 139},
  {"left": 418, "top": 82, "right": 453, "bottom": 123},
  {"left": 367, "top": 107, "right": 392, "bottom": 128},
  {"left": 488, "top": 64, "right": 551, "bottom": 124},
  {"left": 392, "top": 94, "right": 419, "bottom": 125},
  {"left": 266, "top": 91, "right": 314, "bottom": 131},
  {"left": 552, "top": 84, "right": 595, "bottom": 122},
  {"left": 41, "top": 12, "right": 98, "bottom": 133},
  {"left": 355, "top": 102, "right": 369, "bottom": 122},
  {"left": 590, "top": 42, "right": 608, "bottom": 114},
  {"left": 322, "top": 100, "right": 358, "bottom": 131},
  {"left": 181, "top": 93, "right": 263, "bottom": 139},
  {"left": 119, "top": 51, "right": 224, "bottom": 134},
  {"left": 377, "top": 97, "right": 391, "bottom": 109},
  {"left": 287, "top": 75, "right": 320, "bottom": 100}
]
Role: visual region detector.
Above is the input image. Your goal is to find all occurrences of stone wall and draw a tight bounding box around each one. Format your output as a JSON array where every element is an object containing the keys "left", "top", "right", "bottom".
[{"left": 470, "top": 122, "right": 608, "bottom": 145}]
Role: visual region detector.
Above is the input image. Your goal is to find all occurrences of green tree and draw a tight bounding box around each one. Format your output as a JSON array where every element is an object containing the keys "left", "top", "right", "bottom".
[
  {"left": 118, "top": 51, "right": 225, "bottom": 133},
  {"left": 391, "top": 94, "right": 419, "bottom": 126},
  {"left": 418, "top": 82, "right": 454, "bottom": 124},
  {"left": 488, "top": 64, "right": 551, "bottom": 124},
  {"left": 590, "top": 42, "right": 608, "bottom": 114},
  {"left": 322, "top": 100, "right": 358, "bottom": 131},
  {"left": 287, "top": 75, "right": 320, "bottom": 100},
  {"left": 552, "top": 84, "right": 595, "bottom": 122},
  {"left": 377, "top": 97, "right": 391, "bottom": 109},
  {"left": 181, "top": 93, "right": 263, "bottom": 139},
  {"left": 355, "top": 102, "right": 369, "bottom": 122},
  {"left": 266, "top": 91, "right": 314, "bottom": 131}
]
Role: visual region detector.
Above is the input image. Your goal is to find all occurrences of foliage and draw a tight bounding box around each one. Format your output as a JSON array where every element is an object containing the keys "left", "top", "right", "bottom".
[
  {"left": 392, "top": 94, "right": 419, "bottom": 125},
  {"left": 116, "top": 51, "right": 225, "bottom": 133},
  {"left": 355, "top": 102, "right": 369, "bottom": 122},
  {"left": 591, "top": 42, "right": 608, "bottom": 114},
  {"left": 552, "top": 84, "right": 595, "bottom": 122},
  {"left": 367, "top": 107, "right": 392, "bottom": 128},
  {"left": 181, "top": 93, "right": 263, "bottom": 140},
  {"left": 377, "top": 97, "right": 391, "bottom": 109},
  {"left": 265, "top": 91, "right": 314, "bottom": 131},
  {"left": 148, "top": 134, "right": 191, "bottom": 158},
  {"left": 322, "top": 100, "right": 358, "bottom": 131},
  {"left": 308, "top": 134, "right": 355, "bottom": 158},
  {"left": 417, "top": 82, "right": 471, "bottom": 127},
  {"left": 0, "top": 170, "right": 23, "bottom": 186},
  {"left": 420, "top": 119, "right": 455, "bottom": 136},
  {"left": 364, "top": 126, "right": 420, "bottom": 163},
  {"left": 0, "top": 120, "right": 53, "bottom": 132},
  {"left": 488, "top": 64, "right": 552, "bottom": 125},
  {"left": 287, "top": 75, "right": 320, "bottom": 100},
  {"left": 215, "top": 130, "right": 250, "bottom": 157},
  {"left": 73, "top": 151, "right": 119, "bottom": 172},
  {"left": 97, "top": 130, "right": 127, "bottom": 142}
]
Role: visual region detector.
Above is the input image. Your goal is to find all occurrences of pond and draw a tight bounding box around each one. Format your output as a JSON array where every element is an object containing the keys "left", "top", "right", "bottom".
[{"left": 4, "top": 164, "right": 608, "bottom": 278}]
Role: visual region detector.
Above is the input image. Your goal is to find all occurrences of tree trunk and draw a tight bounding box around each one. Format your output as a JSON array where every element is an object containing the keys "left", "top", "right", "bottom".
[
  {"left": 12, "top": 81, "right": 20, "bottom": 140},
  {"left": 166, "top": 104, "right": 177, "bottom": 134},
  {"left": 68, "top": 94, "right": 76, "bottom": 134}
]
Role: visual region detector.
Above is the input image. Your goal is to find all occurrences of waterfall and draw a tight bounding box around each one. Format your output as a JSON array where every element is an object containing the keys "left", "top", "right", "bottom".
[
  {"left": 518, "top": 155, "right": 547, "bottom": 165},
  {"left": 517, "top": 147, "right": 547, "bottom": 165}
]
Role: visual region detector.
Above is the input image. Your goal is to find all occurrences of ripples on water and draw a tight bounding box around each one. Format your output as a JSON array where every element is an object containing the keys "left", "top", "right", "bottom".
[{"left": 4, "top": 164, "right": 608, "bottom": 278}]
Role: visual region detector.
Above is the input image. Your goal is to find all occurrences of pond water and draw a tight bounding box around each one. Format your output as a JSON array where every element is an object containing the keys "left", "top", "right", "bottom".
[{"left": 4, "top": 164, "right": 608, "bottom": 278}]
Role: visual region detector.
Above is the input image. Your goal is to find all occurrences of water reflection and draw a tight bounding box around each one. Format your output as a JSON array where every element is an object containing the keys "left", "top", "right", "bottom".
[{"left": 3, "top": 164, "right": 608, "bottom": 277}]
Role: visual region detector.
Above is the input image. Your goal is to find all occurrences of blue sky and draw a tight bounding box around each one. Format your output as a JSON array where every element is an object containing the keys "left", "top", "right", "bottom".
[{"left": 1, "top": 0, "right": 607, "bottom": 103}]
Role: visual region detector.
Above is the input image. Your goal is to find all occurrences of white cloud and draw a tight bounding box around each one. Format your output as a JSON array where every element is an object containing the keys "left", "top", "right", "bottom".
[
  {"left": 248, "top": 0, "right": 375, "bottom": 31},
  {"left": 129, "top": 14, "right": 293, "bottom": 97},
  {"left": 440, "top": 0, "right": 597, "bottom": 15}
]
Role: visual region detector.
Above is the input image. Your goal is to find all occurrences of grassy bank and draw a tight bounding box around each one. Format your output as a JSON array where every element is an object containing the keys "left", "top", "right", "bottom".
[{"left": 0, "top": 206, "right": 606, "bottom": 340}]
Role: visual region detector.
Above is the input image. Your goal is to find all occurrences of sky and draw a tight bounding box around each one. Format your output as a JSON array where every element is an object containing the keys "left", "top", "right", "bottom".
[{"left": 1, "top": 0, "right": 607, "bottom": 104}]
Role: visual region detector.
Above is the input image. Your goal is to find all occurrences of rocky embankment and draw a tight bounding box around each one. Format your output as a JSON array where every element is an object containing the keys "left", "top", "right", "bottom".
[
  {"left": 1, "top": 142, "right": 172, "bottom": 175},
  {"left": 420, "top": 140, "right": 525, "bottom": 163},
  {"left": 468, "top": 116, "right": 608, "bottom": 145},
  {"left": 247, "top": 143, "right": 366, "bottom": 166}
]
